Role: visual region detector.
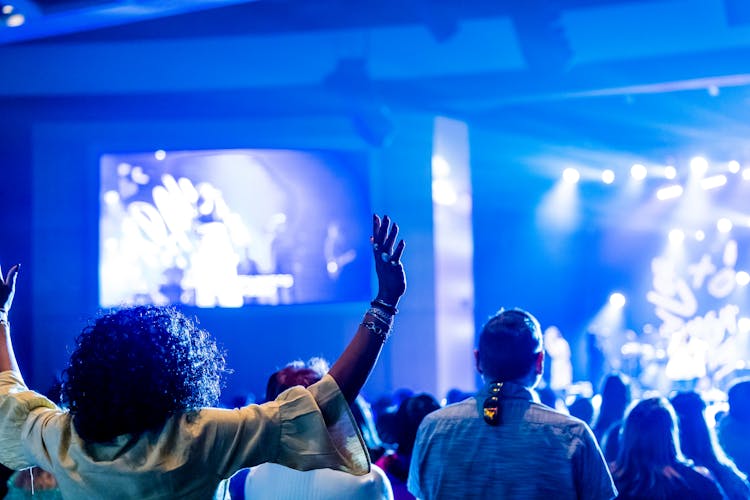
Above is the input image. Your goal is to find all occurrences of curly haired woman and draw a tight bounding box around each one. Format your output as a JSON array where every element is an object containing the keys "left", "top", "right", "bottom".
[{"left": 0, "top": 214, "right": 406, "bottom": 500}]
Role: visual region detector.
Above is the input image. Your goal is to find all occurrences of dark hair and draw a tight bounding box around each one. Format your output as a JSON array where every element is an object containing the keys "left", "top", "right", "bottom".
[
  {"left": 265, "top": 358, "right": 328, "bottom": 401},
  {"left": 728, "top": 379, "right": 750, "bottom": 421},
  {"left": 612, "top": 398, "right": 685, "bottom": 498},
  {"left": 61, "top": 305, "right": 227, "bottom": 442},
  {"left": 393, "top": 394, "right": 440, "bottom": 456},
  {"left": 593, "top": 373, "right": 631, "bottom": 440},
  {"left": 568, "top": 396, "right": 595, "bottom": 425},
  {"left": 670, "top": 391, "right": 732, "bottom": 469},
  {"left": 477, "top": 308, "right": 542, "bottom": 382}
]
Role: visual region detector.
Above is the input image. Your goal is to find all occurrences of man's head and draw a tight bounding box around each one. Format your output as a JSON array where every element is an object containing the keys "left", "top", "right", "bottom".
[{"left": 474, "top": 308, "right": 544, "bottom": 387}]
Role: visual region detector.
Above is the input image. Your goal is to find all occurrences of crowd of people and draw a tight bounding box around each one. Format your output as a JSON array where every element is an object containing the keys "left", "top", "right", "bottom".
[{"left": 1, "top": 214, "right": 749, "bottom": 499}]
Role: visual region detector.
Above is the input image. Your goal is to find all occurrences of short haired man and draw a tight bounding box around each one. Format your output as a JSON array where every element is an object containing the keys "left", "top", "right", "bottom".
[{"left": 408, "top": 309, "right": 617, "bottom": 500}]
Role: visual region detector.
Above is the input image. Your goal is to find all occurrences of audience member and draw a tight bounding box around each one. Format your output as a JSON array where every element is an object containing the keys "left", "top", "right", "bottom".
[
  {"left": 568, "top": 396, "right": 595, "bottom": 425},
  {"left": 600, "top": 421, "right": 623, "bottom": 463},
  {"left": 593, "top": 373, "right": 631, "bottom": 443},
  {"left": 444, "top": 388, "right": 474, "bottom": 405},
  {"left": 0, "top": 214, "right": 406, "bottom": 499},
  {"left": 670, "top": 391, "right": 750, "bottom": 500},
  {"left": 351, "top": 394, "right": 388, "bottom": 462},
  {"left": 718, "top": 379, "right": 750, "bottom": 478},
  {"left": 244, "top": 359, "right": 393, "bottom": 500},
  {"left": 408, "top": 308, "right": 616, "bottom": 499},
  {"left": 610, "top": 397, "right": 723, "bottom": 499},
  {"left": 377, "top": 394, "right": 440, "bottom": 499}
]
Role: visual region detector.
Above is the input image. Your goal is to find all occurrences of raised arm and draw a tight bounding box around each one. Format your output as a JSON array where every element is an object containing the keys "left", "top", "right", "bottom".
[
  {"left": 328, "top": 214, "right": 406, "bottom": 404},
  {"left": 0, "top": 264, "right": 20, "bottom": 377}
]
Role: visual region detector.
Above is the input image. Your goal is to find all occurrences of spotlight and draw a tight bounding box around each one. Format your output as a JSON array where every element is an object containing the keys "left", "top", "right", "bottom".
[
  {"left": 729, "top": 160, "right": 741, "bottom": 173},
  {"left": 695, "top": 230, "right": 706, "bottom": 241},
  {"left": 737, "top": 271, "right": 750, "bottom": 286},
  {"left": 701, "top": 174, "right": 727, "bottom": 190},
  {"left": 2, "top": 4, "right": 12, "bottom": 14},
  {"left": 5, "top": 12, "right": 23, "bottom": 26},
  {"left": 630, "top": 164, "right": 647, "bottom": 180},
  {"left": 154, "top": 150, "right": 166, "bottom": 161},
  {"left": 562, "top": 168, "right": 580, "bottom": 184},
  {"left": 664, "top": 166, "right": 677, "bottom": 179},
  {"left": 609, "top": 292, "right": 626, "bottom": 308},
  {"left": 601, "top": 169, "right": 615, "bottom": 184},
  {"left": 656, "top": 185, "right": 683, "bottom": 201},
  {"left": 717, "top": 218, "right": 733, "bottom": 233},
  {"left": 690, "top": 156, "right": 709, "bottom": 176},
  {"left": 669, "top": 229, "right": 685, "bottom": 244}
]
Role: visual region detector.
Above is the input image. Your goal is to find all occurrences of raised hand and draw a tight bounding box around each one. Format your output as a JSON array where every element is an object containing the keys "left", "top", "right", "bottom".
[
  {"left": 0, "top": 264, "right": 19, "bottom": 315},
  {"left": 371, "top": 214, "right": 406, "bottom": 307}
]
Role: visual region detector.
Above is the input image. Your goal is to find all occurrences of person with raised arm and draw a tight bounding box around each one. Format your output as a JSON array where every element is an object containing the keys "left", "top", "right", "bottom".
[{"left": 0, "top": 214, "right": 406, "bottom": 500}]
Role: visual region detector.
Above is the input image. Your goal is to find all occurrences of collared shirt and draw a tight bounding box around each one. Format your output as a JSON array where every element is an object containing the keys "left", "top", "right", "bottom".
[
  {"left": 0, "top": 370, "right": 369, "bottom": 499},
  {"left": 408, "top": 382, "right": 617, "bottom": 500}
]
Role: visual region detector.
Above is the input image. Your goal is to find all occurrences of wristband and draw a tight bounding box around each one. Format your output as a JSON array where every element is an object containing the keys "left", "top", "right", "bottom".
[{"left": 370, "top": 299, "right": 398, "bottom": 315}]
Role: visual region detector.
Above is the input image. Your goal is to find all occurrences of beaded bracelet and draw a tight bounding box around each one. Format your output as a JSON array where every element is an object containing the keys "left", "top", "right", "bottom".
[
  {"left": 366, "top": 307, "right": 394, "bottom": 329},
  {"left": 361, "top": 320, "right": 391, "bottom": 342}
]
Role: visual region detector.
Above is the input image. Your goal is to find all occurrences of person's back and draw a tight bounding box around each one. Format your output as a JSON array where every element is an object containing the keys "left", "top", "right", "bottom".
[
  {"left": 243, "top": 359, "right": 393, "bottom": 500},
  {"left": 245, "top": 462, "right": 392, "bottom": 500},
  {"left": 409, "top": 383, "right": 612, "bottom": 499},
  {"left": 407, "top": 308, "right": 615, "bottom": 500},
  {"left": 614, "top": 462, "right": 724, "bottom": 500},
  {"left": 611, "top": 397, "right": 723, "bottom": 500},
  {"left": 718, "top": 379, "right": 750, "bottom": 478}
]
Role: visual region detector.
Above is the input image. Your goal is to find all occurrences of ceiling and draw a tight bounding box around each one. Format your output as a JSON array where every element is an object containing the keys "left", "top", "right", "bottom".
[{"left": 3, "top": 0, "right": 750, "bottom": 157}]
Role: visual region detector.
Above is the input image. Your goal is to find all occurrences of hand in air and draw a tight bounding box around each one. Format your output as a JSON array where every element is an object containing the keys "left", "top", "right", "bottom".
[
  {"left": 371, "top": 215, "right": 406, "bottom": 307},
  {"left": 0, "top": 264, "right": 19, "bottom": 313}
]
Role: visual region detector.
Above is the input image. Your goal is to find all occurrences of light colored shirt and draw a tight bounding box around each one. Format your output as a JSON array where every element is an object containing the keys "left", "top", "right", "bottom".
[
  {"left": 244, "top": 462, "right": 393, "bottom": 500},
  {"left": 408, "top": 382, "right": 617, "bottom": 500},
  {"left": 0, "top": 370, "right": 369, "bottom": 499}
]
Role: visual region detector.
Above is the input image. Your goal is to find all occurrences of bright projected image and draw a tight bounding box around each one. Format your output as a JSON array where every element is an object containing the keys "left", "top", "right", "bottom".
[{"left": 100, "top": 149, "right": 371, "bottom": 307}]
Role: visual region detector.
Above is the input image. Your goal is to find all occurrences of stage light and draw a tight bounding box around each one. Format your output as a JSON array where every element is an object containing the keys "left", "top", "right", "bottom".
[
  {"left": 432, "top": 155, "right": 450, "bottom": 177},
  {"left": 717, "top": 218, "right": 733, "bottom": 233},
  {"left": 103, "top": 191, "right": 120, "bottom": 205},
  {"left": 630, "top": 164, "right": 647, "bottom": 180},
  {"left": 2, "top": 5, "right": 12, "bottom": 14},
  {"left": 5, "top": 13, "right": 23, "bottom": 27},
  {"left": 701, "top": 174, "right": 727, "bottom": 190},
  {"left": 432, "top": 179, "right": 457, "bottom": 206},
  {"left": 736, "top": 271, "right": 750, "bottom": 286},
  {"left": 695, "top": 230, "right": 706, "bottom": 241},
  {"left": 601, "top": 169, "right": 615, "bottom": 184},
  {"left": 609, "top": 292, "right": 626, "bottom": 308},
  {"left": 669, "top": 229, "right": 685, "bottom": 244},
  {"left": 665, "top": 166, "right": 677, "bottom": 179},
  {"left": 117, "top": 163, "right": 131, "bottom": 176},
  {"left": 563, "top": 168, "right": 580, "bottom": 184},
  {"left": 690, "top": 156, "right": 709, "bottom": 176},
  {"left": 729, "top": 160, "right": 741, "bottom": 173},
  {"left": 154, "top": 150, "right": 166, "bottom": 161},
  {"left": 656, "top": 184, "right": 683, "bottom": 201}
]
